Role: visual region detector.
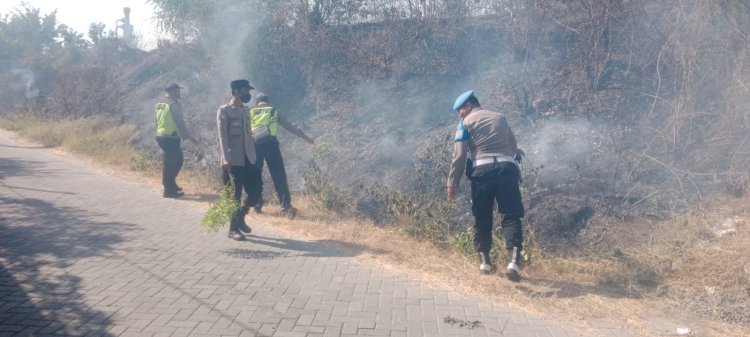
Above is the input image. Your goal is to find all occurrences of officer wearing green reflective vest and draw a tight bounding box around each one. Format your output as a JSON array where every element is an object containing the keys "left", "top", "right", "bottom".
[
  {"left": 249, "top": 93, "right": 315, "bottom": 216},
  {"left": 155, "top": 83, "right": 197, "bottom": 198}
]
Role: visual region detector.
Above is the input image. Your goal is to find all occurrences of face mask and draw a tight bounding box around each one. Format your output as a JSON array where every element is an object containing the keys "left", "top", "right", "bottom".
[{"left": 241, "top": 93, "right": 252, "bottom": 103}]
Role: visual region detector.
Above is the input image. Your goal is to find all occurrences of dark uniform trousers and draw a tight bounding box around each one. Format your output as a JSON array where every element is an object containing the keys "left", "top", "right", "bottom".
[
  {"left": 255, "top": 138, "right": 292, "bottom": 209},
  {"left": 469, "top": 161, "right": 525, "bottom": 258},
  {"left": 156, "top": 136, "right": 183, "bottom": 192},
  {"left": 222, "top": 157, "right": 262, "bottom": 231}
]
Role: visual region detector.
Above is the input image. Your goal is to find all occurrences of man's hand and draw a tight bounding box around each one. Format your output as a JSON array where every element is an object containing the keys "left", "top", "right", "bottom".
[
  {"left": 447, "top": 186, "right": 456, "bottom": 200},
  {"left": 222, "top": 160, "right": 231, "bottom": 171}
]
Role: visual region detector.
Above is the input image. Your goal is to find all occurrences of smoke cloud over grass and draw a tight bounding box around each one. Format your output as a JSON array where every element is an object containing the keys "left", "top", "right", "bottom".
[
  {"left": 10, "top": 68, "right": 39, "bottom": 99},
  {"left": 524, "top": 118, "right": 594, "bottom": 187}
]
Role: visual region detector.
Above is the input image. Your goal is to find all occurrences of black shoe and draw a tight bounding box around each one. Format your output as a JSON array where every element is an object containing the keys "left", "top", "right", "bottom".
[
  {"left": 163, "top": 190, "right": 184, "bottom": 198},
  {"left": 253, "top": 202, "right": 263, "bottom": 214},
  {"left": 505, "top": 263, "right": 521, "bottom": 282},
  {"left": 227, "top": 230, "right": 245, "bottom": 241},
  {"left": 505, "top": 247, "right": 522, "bottom": 282},
  {"left": 280, "top": 206, "right": 297, "bottom": 219},
  {"left": 479, "top": 252, "right": 493, "bottom": 274},
  {"left": 238, "top": 218, "right": 252, "bottom": 234},
  {"left": 176, "top": 185, "right": 183, "bottom": 192}
]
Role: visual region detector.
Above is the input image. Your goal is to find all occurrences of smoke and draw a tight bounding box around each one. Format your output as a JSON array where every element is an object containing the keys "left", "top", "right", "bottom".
[
  {"left": 199, "top": 4, "right": 262, "bottom": 85},
  {"left": 524, "top": 118, "right": 595, "bottom": 187},
  {"left": 138, "top": 3, "right": 267, "bottom": 166},
  {"left": 325, "top": 81, "right": 419, "bottom": 185},
  {"left": 346, "top": 79, "right": 467, "bottom": 186},
  {"left": 10, "top": 68, "right": 39, "bottom": 99}
]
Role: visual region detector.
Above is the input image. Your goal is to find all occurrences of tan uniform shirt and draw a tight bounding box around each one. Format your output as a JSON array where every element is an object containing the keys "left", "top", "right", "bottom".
[
  {"left": 217, "top": 104, "right": 256, "bottom": 166},
  {"left": 447, "top": 108, "right": 515, "bottom": 188}
]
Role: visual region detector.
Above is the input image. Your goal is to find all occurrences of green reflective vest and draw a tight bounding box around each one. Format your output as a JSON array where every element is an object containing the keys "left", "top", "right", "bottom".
[
  {"left": 155, "top": 102, "right": 180, "bottom": 137},
  {"left": 250, "top": 105, "right": 278, "bottom": 138}
]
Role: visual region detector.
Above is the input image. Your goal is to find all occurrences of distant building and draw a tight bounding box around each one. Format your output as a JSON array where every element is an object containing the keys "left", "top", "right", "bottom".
[{"left": 116, "top": 7, "right": 134, "bottom": 42}]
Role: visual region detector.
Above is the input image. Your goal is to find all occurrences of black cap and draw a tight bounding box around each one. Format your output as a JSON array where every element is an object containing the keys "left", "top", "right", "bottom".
[
  {"left": 164, "top": 83, "right": 182, "bottom": 91},
  {"left": 255, "top": 92, "right": 270, "bottom": 103},
  {"left": 230, "top": 80, "right": 254, "bottom": 91}
]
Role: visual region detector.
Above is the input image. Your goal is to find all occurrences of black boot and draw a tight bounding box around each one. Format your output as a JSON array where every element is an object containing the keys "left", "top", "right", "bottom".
[
  {"left": 254, "top": 199, "right": 264, "bottom": 214},
  {"left": 227, "top": 216, "right": 246, "bottom": 241},
  {"left": 280, "top": 206, "right": 297, "bottom": 219},
  {"left": 163, "top": 188, "right": 184, "bottom": 198},
  {"left": 504, "top": 247, "right": 521, "bottom": 282},
  {"left": 237, "top": 206, "right": 252, "bottom": 234},
  {"left": 479, "top": 251, "right": 493, "bottom": 274}
]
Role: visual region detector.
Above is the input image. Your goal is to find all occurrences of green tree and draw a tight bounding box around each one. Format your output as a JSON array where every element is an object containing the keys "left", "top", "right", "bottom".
[
  {"left": 88, "top": 23, "right": 107, "bottom": 44},
  {"left": 148, "top": 0, "right": 237, "bottom": 41},
  {"left": 0, "top": 5, "right": 60, "bottom": 68}
]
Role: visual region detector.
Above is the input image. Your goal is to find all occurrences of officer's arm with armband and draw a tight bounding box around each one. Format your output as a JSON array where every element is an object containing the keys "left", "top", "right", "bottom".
[{"left": 447, "top": 121, "right": 470, "bottom": 199}]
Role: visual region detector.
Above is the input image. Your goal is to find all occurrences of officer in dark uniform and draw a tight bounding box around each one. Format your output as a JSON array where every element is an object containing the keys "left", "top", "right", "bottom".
[
  {"left": 217, "top": 80, "right": 262, "bottom": 241},
  {"left": 447, "top": 90, "right": 526, "bottom": 281},
  {"left": 249, "top": 93, "right": 315, "bottom": 216},
  {"left": 155, "top": 83, "right": 197, "bottom": 198}
]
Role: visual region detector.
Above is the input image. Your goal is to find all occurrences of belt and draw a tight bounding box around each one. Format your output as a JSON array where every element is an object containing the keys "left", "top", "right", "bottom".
[{"left": 473, "top": 155, "right": 515, "bottom": 167}]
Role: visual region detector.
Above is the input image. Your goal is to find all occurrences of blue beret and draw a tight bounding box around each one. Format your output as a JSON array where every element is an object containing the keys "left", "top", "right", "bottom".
[{"left": 453, "top": 90, "right": 474, "bottom": 110}]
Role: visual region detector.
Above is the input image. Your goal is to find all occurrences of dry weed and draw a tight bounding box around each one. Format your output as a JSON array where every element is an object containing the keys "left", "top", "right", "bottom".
[
  {"left": 258, "top": 196, "right": 750, "bottom": 337},
  {"left": 4, "top": 114, "right": 749, "bottom": 336},
  {"left": 2, "top": 115, "right": 750, "bottom": 336},
  {"left": 0, "top": 113, "right": 218, "bottom": 197}
]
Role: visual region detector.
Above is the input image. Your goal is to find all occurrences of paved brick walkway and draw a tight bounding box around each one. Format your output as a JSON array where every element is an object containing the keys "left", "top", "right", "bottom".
[{"left": 0, "top": 129, "right": 633, "bottom": 337}]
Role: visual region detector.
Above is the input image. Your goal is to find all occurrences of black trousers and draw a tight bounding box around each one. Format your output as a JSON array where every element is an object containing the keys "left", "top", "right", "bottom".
[
  {"left": 255, "top": 139, "right": 292, "bottom": 209},
  {"left": 222, "top": 158, "right": 262, "bottom": 231},
  {"left": 156, "top": 136, "right": 183, "bottom": 192},
  {"left": 470, "top": 161, "right": 525, "bottom": 255}
]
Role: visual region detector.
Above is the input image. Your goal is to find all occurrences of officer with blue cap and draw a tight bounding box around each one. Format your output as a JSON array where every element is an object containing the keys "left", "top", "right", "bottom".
[
  {"left": 453, "top": 90, "right": 475, "bottom": 111},
  {"left": 446, "top": 90, "right": 526, "bottom": 281}
]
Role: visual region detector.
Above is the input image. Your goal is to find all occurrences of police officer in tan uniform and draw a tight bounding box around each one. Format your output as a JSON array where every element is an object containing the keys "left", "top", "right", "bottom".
[
  {"left": 217, "top": 80, "right": 262, "bottom": 241},
  {"left": 447, "top": 90, "right": 526, "bottom": 281}
]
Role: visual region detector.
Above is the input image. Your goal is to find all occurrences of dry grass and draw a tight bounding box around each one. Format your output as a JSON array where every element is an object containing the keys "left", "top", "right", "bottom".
[
  {"left": 0, "top": 112, "right": 218, "bottom": 196},
  {"left": 3, "top": 112, "right": 748, "bottom": 336},
  {"left": 257, "top": 196, "right": 750, "bottom": 337},
  {"left": 1, "top": 112, "right": 156, "bottom": 170}
]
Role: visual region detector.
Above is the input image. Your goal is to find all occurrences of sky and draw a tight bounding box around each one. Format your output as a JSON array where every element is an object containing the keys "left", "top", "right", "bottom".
[{"left": 0, "top": 0, "right": 160, "bottom": 48}]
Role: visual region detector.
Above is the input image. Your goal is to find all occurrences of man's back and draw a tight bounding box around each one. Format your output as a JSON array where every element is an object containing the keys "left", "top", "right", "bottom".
[{"left": 462, "top": 108, "right": 513, "bottom": 160}]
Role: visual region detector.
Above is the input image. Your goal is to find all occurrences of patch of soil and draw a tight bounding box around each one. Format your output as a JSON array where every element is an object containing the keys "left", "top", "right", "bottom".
[
  {"left": 527, "top": 195, "right": 594, "bottom": 254},
  {"left": 681, "top": 287, "right": 750, "bottom": 325}
]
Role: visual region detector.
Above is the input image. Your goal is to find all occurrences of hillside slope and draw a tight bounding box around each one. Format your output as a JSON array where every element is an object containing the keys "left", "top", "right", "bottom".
[{"left": 1, "top": 1, "right": 748, "bottom": 330}]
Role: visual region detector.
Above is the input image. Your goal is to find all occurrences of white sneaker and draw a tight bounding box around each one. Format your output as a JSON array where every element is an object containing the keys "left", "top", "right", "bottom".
[
  {"left": 479, "top": 263, "right": 492, "bottom": 274},
  {"left": 505, "top": 262, "right": 521, "bottom": 282}
]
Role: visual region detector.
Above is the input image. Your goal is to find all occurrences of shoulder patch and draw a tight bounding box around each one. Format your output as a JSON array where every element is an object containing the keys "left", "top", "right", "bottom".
[
  {"left": 454, "top": 121, "right": 469, "bottom": 142},
  {"left": 218, "top": 105, "right": 228, "bottom": 119}
]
